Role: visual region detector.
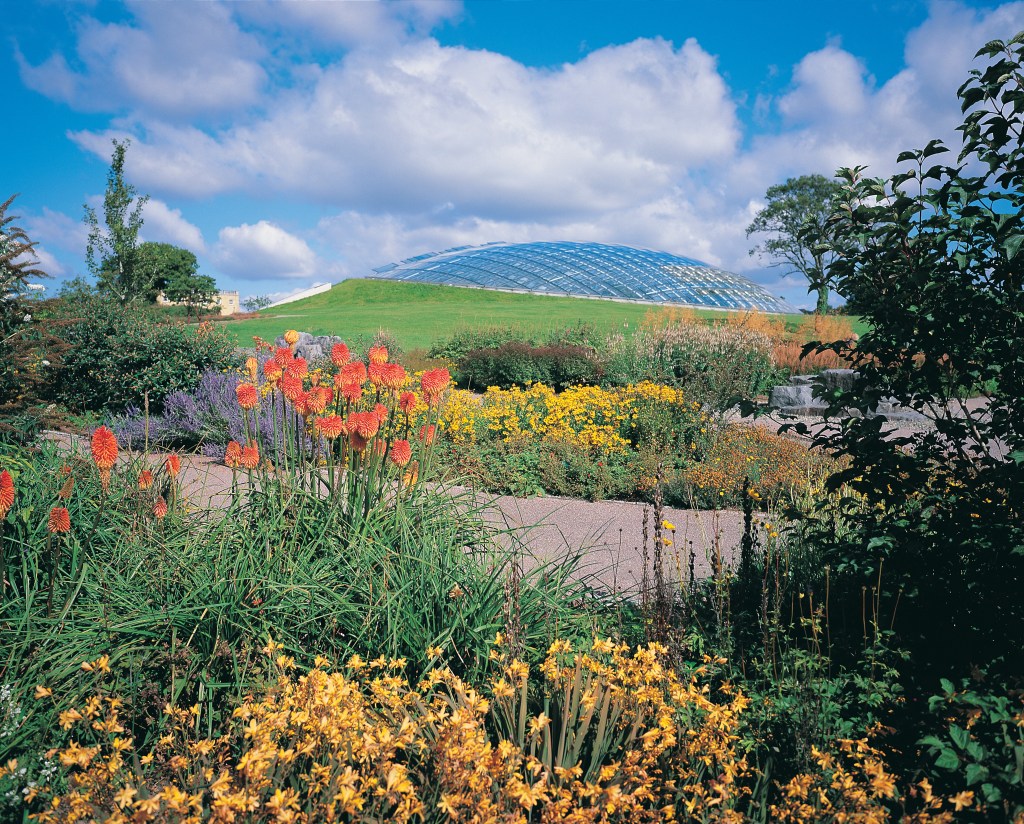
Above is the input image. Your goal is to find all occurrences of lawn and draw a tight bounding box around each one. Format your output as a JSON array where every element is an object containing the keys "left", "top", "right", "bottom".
[{"left": 223, "top": 278, "right": 866, "bottom": 350}]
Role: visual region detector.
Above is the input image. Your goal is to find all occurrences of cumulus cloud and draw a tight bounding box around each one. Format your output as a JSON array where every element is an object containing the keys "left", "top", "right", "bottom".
[
  {"left": 211, "top": 221, "right": 329, "bottom": 281},
  {"left": 18, "top": 2, "right": 266, "bottom": 119},
  {"left": 238, "top": 0, "right": 463, "bottom": 49},
  {"left": 140, "top": 200, "right": 205, "bottom": 252},
  {"left": 18, "top": 0, "right": 1024, "bottom": 308},
  {"left": 67, "top": 34, "right": 740, "bottom": 220}
]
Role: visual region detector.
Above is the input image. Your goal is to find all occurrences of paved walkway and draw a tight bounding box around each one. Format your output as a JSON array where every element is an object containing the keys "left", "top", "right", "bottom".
[{"left": 42, "top": 433, "right": 747, "bottom": 593}]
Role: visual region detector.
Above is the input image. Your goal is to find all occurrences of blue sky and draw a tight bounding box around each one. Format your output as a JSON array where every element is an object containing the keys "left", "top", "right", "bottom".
[{"left": 5, "top": 0, "right": 1024, "bottom": 309}]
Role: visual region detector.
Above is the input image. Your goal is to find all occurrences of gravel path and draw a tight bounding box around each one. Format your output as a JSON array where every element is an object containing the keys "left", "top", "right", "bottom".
[{"left": 41, "top": 433, "right": 747, "bottom": 593}]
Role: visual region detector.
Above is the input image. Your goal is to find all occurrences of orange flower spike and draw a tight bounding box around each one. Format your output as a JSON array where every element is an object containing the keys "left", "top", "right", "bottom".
[
  {"left": 331, "top": 342, "right": 350, "bottom": 366},
  {"left": 240, "top": 443, "right": 260, "bottom": 470},
  {"left": 165, "top": 454, "right": 181, "bottom": 478},
  {"left": 399, "top": 392, "right": 417, "bottom": 415},
  {"left": 341, "top": 361, "right": 367, "bottom": 386},
  {"left": 418, "top": 424, "right": 437, "bottom": 445},
  {"left": 367, "top": 345, "right": 388, "bottom": 365},
  {"left": 153, "top": 497, "right": 168, "bottom": 520},
  {"left": 224, "top": 441, "right": 242, "bottom": 469},
  {"left": 389, "top": 439, "right": 412, "bottom": 468},
  {"left": 0, "top": 470, "right": 15, "bottom": 520},
  {"left": 236, "top": 383, "right": 259, "bottom": 410},
  {"left": 91, "top": 426, "right": 119, "bottom": 471},
  {"left": 347, "top": 411, "right": 379, "bottom": 440},
  {"left": 137, "top": 470, "right": 153, "bottom": 491},
  {"left": 47, "top": 506, "right": 71, "bottom": 534},
  {"left": 372, "top": 440, "right": 387, "bottom": 457},
  {"left": 273, "top": 347, "right": 293, "bottom": 369},
  {"left": 263, "top": 359, "right": 283, "bottom": 383},
  {"left": 284, "top": 329, "right": 300, "bottom": 348},
  {"left": 340, "top": 381, "right": 362, "bottom": 403},
  {"left": 373, "top": 362, "right": 405, "bottom": 391},
  {"left": 420, "top": 368, "right": 451, "bottom": 407},
  {"left": 373, "top": 403, "right": 388, "bottom": 425},
  {"left": 287, "top": 357, "right": 308, "bottom": 378},
  {"left": 307, "top": 385, "right": 332, "bottom": 416},
  {"left": 280, "top": 374, "right": 304, "bottom": 403},
  {"left": 315, "top": 415, "right": 345, "bottom": 440},
  {"left": 245, "top": 356, "right": 259, "bottom": 381}
]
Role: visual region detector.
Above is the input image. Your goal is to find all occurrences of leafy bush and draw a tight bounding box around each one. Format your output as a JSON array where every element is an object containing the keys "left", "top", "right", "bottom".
[
  {"left": 428, "top": 326, "right": 531, "bottom": 361},
  {"left": 44, "top": 297, "right": 235, "bottom": 413},
  {"left": 603, "top": 323, "right": 780, "bottom": 409},
  {"left": 457, "top": 342, "right": 603, "bottom": 390}
]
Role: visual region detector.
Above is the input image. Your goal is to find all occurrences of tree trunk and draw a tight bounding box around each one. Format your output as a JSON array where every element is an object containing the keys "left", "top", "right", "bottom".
[{"left": 815, "top": 286, "right": 830, "bottom": 315}]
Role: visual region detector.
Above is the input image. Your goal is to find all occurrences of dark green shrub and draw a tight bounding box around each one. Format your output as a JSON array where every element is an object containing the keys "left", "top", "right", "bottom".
[
  {"left": 536, "top": 440, "right": 633, "bottom": 501},
  {"left": 44, "top": 297, "right": 235, "bottom": 413},
  {"left": 457, "top": 342, "right": 602, "bottom": 390},
  {"left": 428, "top": 326, "right": 532, "bottom": 361}
]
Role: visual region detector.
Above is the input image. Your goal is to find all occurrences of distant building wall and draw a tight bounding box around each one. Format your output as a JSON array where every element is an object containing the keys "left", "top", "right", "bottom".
[{"left": 156, "top": 290, "right": 239, "bottom": 316}]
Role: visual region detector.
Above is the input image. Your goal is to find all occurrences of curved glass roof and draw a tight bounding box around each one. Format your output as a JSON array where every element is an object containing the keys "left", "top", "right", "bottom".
[{"left": 368, "top": 241, "right": 794, "bottom": 313}]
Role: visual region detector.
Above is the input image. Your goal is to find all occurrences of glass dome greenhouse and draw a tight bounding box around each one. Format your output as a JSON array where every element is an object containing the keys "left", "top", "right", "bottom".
[{"left": 367, "top": 241, "right": 794, "bottom": 313}]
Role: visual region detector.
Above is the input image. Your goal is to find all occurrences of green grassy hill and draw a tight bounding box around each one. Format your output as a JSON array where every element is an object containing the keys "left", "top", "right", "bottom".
[{"left": 224, "top": 279, "right": 859, "bottom": 351}]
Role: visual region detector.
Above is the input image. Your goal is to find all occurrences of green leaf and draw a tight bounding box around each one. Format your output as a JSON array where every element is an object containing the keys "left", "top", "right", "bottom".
[
  {"left": 950, "top": 725, "right": 970, "bottom": 750},
  {"left": 965, "top": 763, "right": 988, "bottom": 785},
  {"left": 1003, "top": 234, "right": 1024, "bottom": 259},
  {"left": 935, "top": 749, "right": 961, "bottom": 771}
]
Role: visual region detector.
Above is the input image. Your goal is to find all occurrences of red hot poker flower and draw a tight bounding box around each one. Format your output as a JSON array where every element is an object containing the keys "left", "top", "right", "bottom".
[
  {"left": 418, "top": 424, "right": 437, "bottom": 445},
  {"left": 315, "top": 415, "right": 345, "bottom": 440},
  {"left": 225, "top": 441, "right": 242, "bottom": 468},
  {"left": 153, "top": 497, "right": 168, "bottom": 519},
  {"left": 165, "top": 454, "right": 181, "bottom": 478},
  {"left": 389, "top": 439, "right": 412, "bottom": 468},
  {"left": 306, "top": 385, "right": 333, "bottom": 416},
  {"left": 373, "top": 403, "right": 389, "bottom": 425},
  {"left": 263, "top": 360, "right": 283, "bottom": 382},
  {"left": 286, "top": 357, "right": 308, "bottom": 378},
  {"left": 240, "top": 443, "right": 260, "bottom": 470},
  {"left": 340, "top": 382, "right": 362, "bottom": 403},
  {"left": 236, "top": 383, "right": 259, "bottom": 410},
  {"left": 371, "top": 362, "right": 406, "bottom": 391},
  {"left": 399, "top": 392, "right": 417, "bottom": 415},
  {"left": 274, "top": 347, "right": 293, "bottom": 369},
  {"left": 341, "top": 361, "right": 367, "bottom": 387},
  {"left": 331, "top": 342, "right": 351, "bottom": 366},
  {"left": 0, "top": 470, "right": 14, "bottom": 519},
  {"left": 91, "top": 426, "right": 119, "bottom": 471},
  {"left": 47, "top": 506, "right": 71, "bottom": 534},
  {"left": 280, "top": 374, "right": 304, "bottom": 403},
  {"left": 245, "top": 357, "right": 259, "bottom": 381},
  {"left": 347, "top": 411, "right": 380, "bottom": 440},
  {"left": 138, "top": 470, "right": 154, "bottom": 491},
  {"left": 420, "top": 368, "right": 451, "bottom": 406},
  {"left": 367, "top": 345, "right": 388, "bottom": 365}
]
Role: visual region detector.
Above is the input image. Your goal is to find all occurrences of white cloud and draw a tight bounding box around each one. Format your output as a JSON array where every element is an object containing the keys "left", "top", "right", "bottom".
[
  {"left": 212, "top": 221, "right": 328, "bottom": 281},
  {"left": 140, "top": 200, "right": 205, "bottom": 252},
  {"left": 69, "top": 35, "right": 740, "bottom": 220},
  {"left": 24, "top": 208, "right": 90, "bottom": 260},
  {"left": 18, "top": 2, "right": 266, "bottom": 119},
  {"left": 26, "top": 246, "right": 66, "bottom": 278},
  {"left": 238, "top": 0, "right": 463, "bottom": 49}
]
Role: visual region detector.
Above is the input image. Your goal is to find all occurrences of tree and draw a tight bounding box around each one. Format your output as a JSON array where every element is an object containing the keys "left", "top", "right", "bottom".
[
  {"left": 746, "top": 174, "right": 842, "bottom": 314},
  {"left": 84, "top": 139, "right": 149, "bottom": 304},
  {"left": 242, "top": 294, "right": 273, "bottom": 312},
  {"left": 165, "top": 270, "right": 218, "bottom": 320},
  {"left": 798, "top": 34, "right": 1024, "bottom": 676},
  {"left": 1, "top": 193, "right": 46, "bottom": 305},
  {"left": 1, "top": 194, "right": 59, "bottom": 431}
]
